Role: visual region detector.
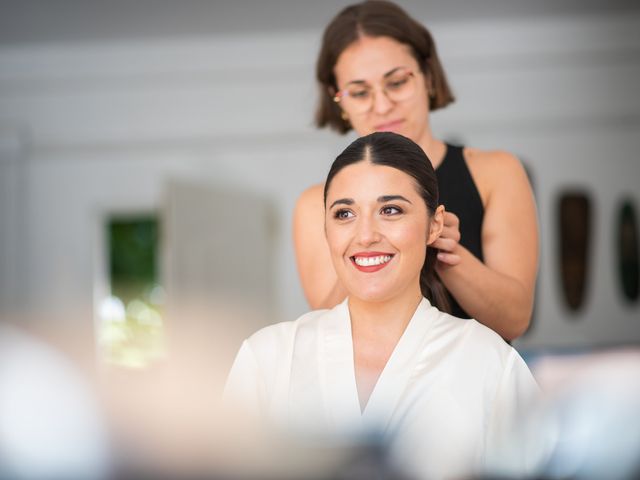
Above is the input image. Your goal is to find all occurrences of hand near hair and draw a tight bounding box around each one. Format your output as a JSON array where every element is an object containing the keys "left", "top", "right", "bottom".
[{"left": 432, "top": 211, "right": 462, "bottom": 267}]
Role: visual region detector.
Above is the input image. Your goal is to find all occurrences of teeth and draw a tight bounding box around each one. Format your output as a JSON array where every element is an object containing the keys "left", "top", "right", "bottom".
[{"left": 354, "top": 255, "right": 392, "bottom": 267}]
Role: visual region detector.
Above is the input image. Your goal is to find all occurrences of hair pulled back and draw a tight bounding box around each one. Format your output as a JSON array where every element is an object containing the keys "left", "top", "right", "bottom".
[{"left": 324, "top": 131, "right": 450, "bottom": 312}]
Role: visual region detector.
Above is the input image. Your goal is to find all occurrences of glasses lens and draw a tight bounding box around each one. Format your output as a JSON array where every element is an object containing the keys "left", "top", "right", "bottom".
[
  {"left": 337, "top": 69, "right": 416, "bottom": 114},
  {"left": 384, "top": 70, "right": 415, "bottom": 102},
  {"left": 343, "top": 85, "right": 372, "bottom": 113}
]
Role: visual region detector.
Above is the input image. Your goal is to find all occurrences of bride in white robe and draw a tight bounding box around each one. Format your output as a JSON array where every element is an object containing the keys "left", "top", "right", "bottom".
[{"left": 225, "top": 132, "right": 540, "bottom": 479}]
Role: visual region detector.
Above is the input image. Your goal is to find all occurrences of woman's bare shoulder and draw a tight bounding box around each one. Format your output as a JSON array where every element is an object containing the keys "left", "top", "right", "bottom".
[
  {"left": 463, "top": 147, "right": 528, "bottom": 199},
  {"left": 294, "top": 183, "right": 325, "bottom": 217},
  {"left": 301, "top": 182, "right": 325, "bottom": 198},
  {"left": 464, "top": 147, "right": 524, "bottom": 175}
]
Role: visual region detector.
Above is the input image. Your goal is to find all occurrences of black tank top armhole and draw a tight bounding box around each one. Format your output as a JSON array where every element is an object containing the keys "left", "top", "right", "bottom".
[{"left": 435, "top": 144, "right": 485, "bottom": 319}]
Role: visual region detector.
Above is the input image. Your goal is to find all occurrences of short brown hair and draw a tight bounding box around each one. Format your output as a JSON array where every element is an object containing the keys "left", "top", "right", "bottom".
[{"left": 315, "top": 0, "right": 455, "bottom": 134}]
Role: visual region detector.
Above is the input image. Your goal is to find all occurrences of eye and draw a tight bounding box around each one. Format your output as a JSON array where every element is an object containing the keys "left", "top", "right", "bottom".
[
  {"left": 334, "top": 208, "right": 354, "bottom": 220},
  {"left": 347, "top": 88, "right": 371, "bottom": 100},
  {"left": 386, "top": 76, "right": 409, "bottom": 91},
  {"left": 381, "top": 205, "right": 402, "bottom": 216}
]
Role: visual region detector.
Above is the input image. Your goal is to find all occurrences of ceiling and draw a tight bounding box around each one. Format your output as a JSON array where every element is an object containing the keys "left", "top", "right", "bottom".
[{"left": 1, "top": 0, "right": 639, "bottom": 47}]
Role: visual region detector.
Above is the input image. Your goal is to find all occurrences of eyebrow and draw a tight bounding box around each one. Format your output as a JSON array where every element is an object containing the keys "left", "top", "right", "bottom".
[
  {"left": 329, "top": 198, "right": 354, "bottom": 209},
  {"left": 344, "top": 66, "right": 408, "bottom": 86},
  {"left": 378, "top": 195, "right": 412, "bottom": 204},
  {"left": 328, "top": 195, "right": 412, "bottom": 210}
]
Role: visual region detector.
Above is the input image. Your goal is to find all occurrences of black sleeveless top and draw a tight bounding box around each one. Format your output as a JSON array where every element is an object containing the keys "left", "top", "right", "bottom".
[{"left": 435, "top": 144, "right": 485, "bottom": 318}]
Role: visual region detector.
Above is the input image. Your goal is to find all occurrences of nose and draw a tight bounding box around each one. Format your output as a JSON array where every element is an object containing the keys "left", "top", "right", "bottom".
[
  {"left": 372, "top": 88, "right": 394, "bottom": 115},
  {"left": 356, "top": 216, "right": 381, "bottom": 247}
]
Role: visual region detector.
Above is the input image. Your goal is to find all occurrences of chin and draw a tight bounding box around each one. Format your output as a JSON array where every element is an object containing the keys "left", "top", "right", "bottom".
[{"left": 349, "top": 284, "right": 395, "bottom": 303}]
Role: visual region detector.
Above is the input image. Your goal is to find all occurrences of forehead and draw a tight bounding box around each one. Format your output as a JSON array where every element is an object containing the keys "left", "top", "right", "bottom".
[
  {"left": 326, "top": 161, "right": 420, "bottom": 201},
  {"left": 334, "top": 35, "right": 418, "bottom": 84}
]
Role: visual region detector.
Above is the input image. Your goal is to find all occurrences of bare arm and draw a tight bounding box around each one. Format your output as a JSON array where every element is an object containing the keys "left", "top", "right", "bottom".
[
  {"left": 293, "top": 184, "right": 348, "bottom": 309},
  {"left": 433, "top": 150, "right": 539, "bottom": 340}
]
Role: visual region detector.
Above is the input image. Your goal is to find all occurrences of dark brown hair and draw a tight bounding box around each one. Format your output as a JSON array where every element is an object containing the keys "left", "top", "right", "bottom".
[
  {"left": 324, "top": 132, "right": 451, "bottom": 313},
  {"left": 315, "top": 0, "right": 455, "bottom": 134}
]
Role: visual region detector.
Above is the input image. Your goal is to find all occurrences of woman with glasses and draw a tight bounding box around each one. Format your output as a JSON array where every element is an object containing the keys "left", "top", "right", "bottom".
[
  {"left": 293, "top": 0, "right": 538, "bottom": 341},
  {"left": 226, "top": 132, "right": 539, "bottom": 479}
]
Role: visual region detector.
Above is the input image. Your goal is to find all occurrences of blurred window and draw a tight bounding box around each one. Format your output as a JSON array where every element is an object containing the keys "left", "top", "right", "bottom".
[{"left": 99, "top": 216, "right": 165, "bottom": 368}]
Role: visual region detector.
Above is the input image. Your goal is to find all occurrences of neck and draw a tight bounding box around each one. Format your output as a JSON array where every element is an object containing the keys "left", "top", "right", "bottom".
[
  {"left": 414, "top": 127, "right": 446, "bottom": 169},
  {"left": 348, "top": 286, "right": 423, "bottom": 343}
]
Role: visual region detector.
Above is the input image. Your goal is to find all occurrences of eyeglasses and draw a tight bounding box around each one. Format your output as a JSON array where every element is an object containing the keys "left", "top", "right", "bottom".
[{"left": 333, "top": 68, "right": 417, "bottom": 114}]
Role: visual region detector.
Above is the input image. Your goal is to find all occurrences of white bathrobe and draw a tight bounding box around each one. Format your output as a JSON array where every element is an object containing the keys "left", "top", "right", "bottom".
[{"left": 224, "top": 298, "right": 540, "bottom": 478}]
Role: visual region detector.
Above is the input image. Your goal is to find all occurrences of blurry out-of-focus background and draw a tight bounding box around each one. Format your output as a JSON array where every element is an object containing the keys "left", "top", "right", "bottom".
[{"left": 0, "top": 1, "right": 639, "bottom": 478}]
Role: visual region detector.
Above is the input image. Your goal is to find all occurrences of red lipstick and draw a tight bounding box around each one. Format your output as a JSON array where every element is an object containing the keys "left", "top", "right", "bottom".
[{"left": 350, "top": 252, "right": 395, "bottom": 273}]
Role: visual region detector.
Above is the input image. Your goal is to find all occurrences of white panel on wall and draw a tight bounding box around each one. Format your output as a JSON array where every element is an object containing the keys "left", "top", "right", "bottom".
[{"left": 162, "top": 178, "right": 276, "bottom": 376}]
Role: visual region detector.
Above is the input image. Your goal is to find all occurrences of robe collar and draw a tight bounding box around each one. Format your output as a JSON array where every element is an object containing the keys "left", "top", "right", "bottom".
[{"left": 319, "top": 297, "right": 439, "bottom": 433}]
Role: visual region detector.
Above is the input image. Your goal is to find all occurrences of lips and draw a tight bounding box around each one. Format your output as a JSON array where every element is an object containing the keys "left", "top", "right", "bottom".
[
  {"left": 374, "top": 119, "right": 403, "bottom": 132},
  {"left": 350, "top": 252, "right": 395, "bottom": 273}
]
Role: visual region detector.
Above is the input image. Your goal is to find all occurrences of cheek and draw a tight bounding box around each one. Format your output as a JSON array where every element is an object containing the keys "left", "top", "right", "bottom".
[
  {"left": 325, "top": 223, "right": 348, "bottom": 258},
  {"left": 390, "top": 223, "right": 428, "bottom": 262},
  {"left": 409, "top": 100, "right": 428, "bottom": 122},
  {"left": 405, "top": 87, "right": 430, "bottom": 122},
  {"left": 390, "top": 222, "right": 427, "bottom": 246}
]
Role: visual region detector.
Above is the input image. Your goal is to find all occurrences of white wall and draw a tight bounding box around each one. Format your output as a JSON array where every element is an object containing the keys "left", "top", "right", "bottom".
[{"left": 0, "top": 12, "right": 638, "bottom": 350}]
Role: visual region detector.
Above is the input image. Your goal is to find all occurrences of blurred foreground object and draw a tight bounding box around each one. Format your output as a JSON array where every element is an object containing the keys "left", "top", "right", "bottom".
[
  {"left": 0, "top": 325, "right": 109, "bottom": 480},
  {"left": 489, "top": 348, "right": 640, "bottom": 480}
]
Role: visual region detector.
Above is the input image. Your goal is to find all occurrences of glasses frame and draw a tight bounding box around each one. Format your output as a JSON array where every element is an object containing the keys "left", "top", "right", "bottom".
[{"left": 332, "top": 69, "right": 417, "bottom": 113}]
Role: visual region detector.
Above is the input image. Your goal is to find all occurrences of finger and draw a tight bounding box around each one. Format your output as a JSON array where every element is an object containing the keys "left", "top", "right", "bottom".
[
  {"left": 444, "top": 212, "right": 460, "bottom": 227},
  {"left": 439, "top": 226, "right": 461, "bottom": 243},
  {"left": 431, "top": 238, "right": 457, "bottom": 252},
  {"left": 437, "top": 252, "right": 461, "bottom": 266}
]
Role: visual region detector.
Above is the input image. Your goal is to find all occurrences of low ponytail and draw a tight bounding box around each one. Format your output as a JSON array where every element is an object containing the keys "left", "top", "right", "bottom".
[{"left": 420, "top": 248, "right": 451, "bottom": 313}]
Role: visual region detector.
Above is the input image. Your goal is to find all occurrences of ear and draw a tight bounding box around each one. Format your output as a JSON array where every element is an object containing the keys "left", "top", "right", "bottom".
[{"left": 427, "top": 205, "right": 445, "bottom": 245}]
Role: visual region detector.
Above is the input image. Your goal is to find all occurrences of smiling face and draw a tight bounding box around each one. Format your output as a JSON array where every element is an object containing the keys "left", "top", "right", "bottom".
[
  {"left": 334, "top": 36, "right": 431, "bottom": 144},
  {"left": 325, "top": 159, "right": 440, "bottom": 304}
]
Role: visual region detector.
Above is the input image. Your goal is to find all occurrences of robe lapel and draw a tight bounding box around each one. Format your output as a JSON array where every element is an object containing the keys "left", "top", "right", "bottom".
[
  {"left": 319, "top": 300, "right": 363, "bottom": 431},
  {"left": 361, "top": 298, "right": 436, "bottom": 432}
]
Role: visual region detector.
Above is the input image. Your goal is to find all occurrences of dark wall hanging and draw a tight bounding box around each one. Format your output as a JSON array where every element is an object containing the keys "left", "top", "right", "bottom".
[
  {"left": 558, "top": 192, "right": 592, "bottom": 313},
  {"left": 617, "top": 200, "right": 639, "bottom": 303}
]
